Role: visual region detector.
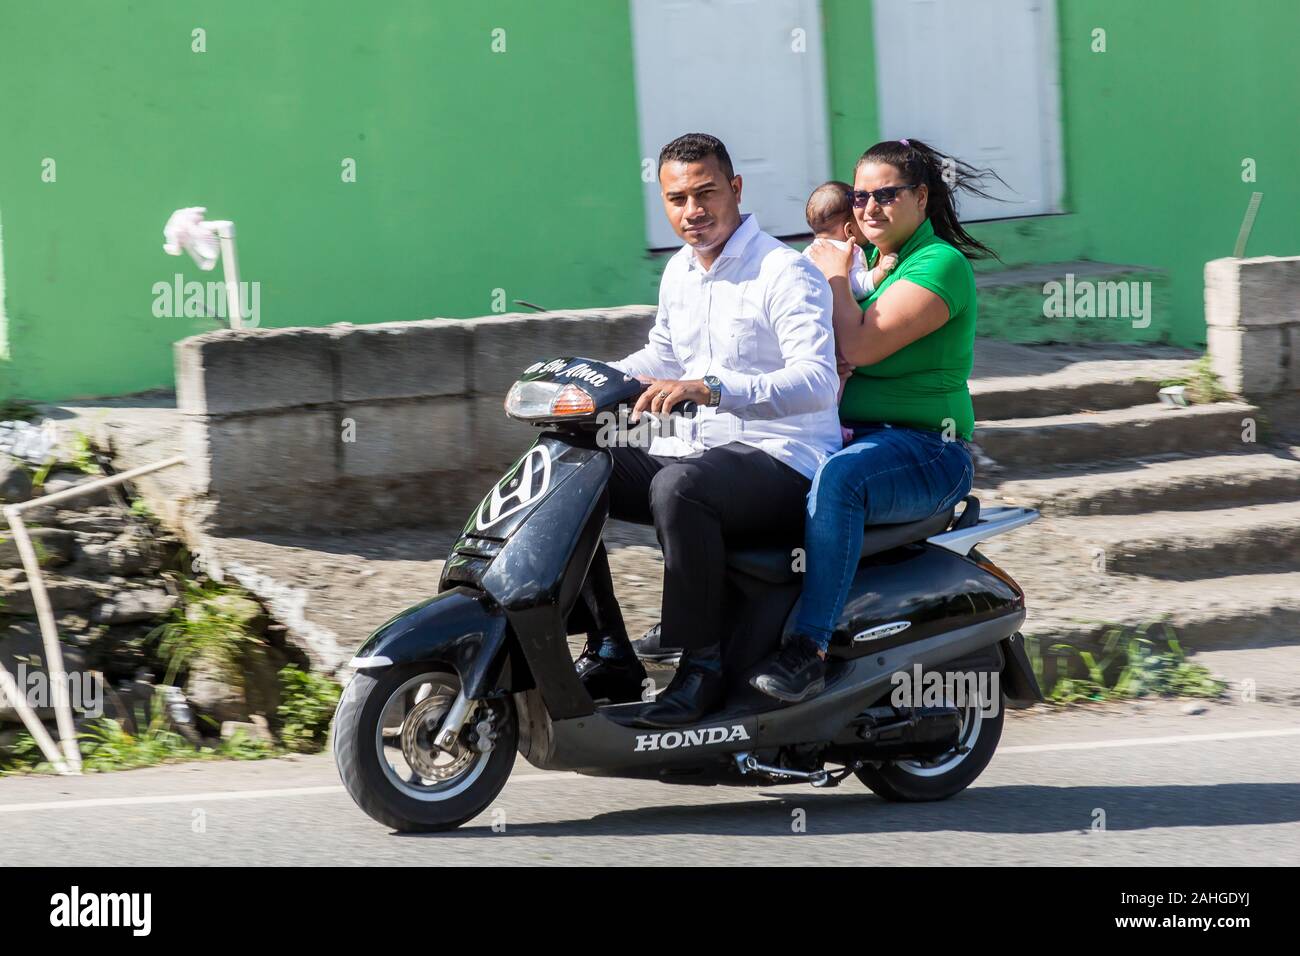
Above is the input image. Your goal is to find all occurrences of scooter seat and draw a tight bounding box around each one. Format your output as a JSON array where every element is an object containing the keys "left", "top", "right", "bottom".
[{"left": 725, "top": 507, "right": 956, "bottom": 585}]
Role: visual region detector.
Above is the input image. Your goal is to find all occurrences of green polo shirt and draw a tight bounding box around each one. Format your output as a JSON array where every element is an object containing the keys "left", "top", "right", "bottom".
[{"left": 839, "top": 217, "right": 977, "bottom": 440}]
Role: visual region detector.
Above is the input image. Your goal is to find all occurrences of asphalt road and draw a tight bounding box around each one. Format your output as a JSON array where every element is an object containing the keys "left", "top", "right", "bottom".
[{"left": 1, "top": 697, "right": 1297, "bottom": 866}]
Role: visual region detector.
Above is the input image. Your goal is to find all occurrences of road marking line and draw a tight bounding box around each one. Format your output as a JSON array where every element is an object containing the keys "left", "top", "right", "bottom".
[
  {"left": 0, "top": 785, "right": 344, "bottom": 814},
  {"left": 1000, "top": 726, "right": 1300, "bottom": 754},
  {"left": 1, "top": 728, "right": 1296, "bottom": 814},
  {"left": 0, "top": 773, "right": 579, "bottom": 814}
]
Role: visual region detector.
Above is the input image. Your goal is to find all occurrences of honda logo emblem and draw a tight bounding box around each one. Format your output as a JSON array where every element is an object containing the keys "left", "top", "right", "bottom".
[{"left": 475, "top": 445, "right": 553, "bottom": 531}]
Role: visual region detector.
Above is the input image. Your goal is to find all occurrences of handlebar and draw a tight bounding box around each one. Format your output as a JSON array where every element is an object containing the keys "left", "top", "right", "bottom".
[{"left": 631, "top": 382, "right": 699, "bottom": 418}]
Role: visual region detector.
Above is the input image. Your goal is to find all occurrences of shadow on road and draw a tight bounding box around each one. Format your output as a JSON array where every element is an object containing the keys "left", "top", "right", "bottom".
[{"left": 393, "top": 781, "right": 1300, "bottom": 839}]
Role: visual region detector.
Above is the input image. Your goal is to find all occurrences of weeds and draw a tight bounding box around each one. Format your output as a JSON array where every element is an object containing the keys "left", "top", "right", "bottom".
[
  {"left": 278, "top": 665, "right": 341, "bottom": 753},
  {"left": 30, "top": 459, "right": 55, "bottom": 490},
  {"left": 1025, "top": 622, "right": 1226, "bottom": 704},
  {"left": 1161, "top": 354, "right": 1230, "bottom": 404},
  {"left": 0, "top": 688, "right": 275, "bottom": 775},
  {"left": 69, "top": 432, "right": 100, "bottom": 476},
  {"left": 149, "top": 577, "right": 257, "bottom": 685}
]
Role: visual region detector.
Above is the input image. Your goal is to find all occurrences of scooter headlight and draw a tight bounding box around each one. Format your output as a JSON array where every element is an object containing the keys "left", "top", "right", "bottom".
[{"left": 504, "top": 380, "right": 596, "bottom": 421}]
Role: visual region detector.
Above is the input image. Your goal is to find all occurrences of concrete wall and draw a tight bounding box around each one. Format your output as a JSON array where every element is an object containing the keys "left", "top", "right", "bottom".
[
  {"left": 1206, "top": 256, "right": 1300, "bottom": 441},
  {"left": 176, "top": 306, "right": 654, "bottom": 534}
]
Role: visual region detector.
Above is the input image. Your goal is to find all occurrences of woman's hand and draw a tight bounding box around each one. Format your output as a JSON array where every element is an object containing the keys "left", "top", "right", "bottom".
[{"left": 806, "top": 238, "right": 854, "bottom": 280}]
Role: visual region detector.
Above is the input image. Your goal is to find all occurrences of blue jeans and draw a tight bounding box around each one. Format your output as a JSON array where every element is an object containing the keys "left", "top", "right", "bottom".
[{"left": 795, "top": 424, "right": 974, "bottom": 650}]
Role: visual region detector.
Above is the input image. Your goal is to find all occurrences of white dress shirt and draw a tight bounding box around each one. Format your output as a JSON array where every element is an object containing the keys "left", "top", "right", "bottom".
[{"left": 612, "top": 214, "right": 842, "bottom": 479}]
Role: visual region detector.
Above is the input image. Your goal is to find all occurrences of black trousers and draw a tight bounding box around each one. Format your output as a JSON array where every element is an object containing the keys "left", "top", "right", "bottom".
[{"left": 582, "top": 442, "right": 812, "bottom": 654}]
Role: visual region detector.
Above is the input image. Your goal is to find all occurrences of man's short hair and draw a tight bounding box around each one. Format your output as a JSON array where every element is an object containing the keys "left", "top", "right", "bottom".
[
  {"left": 658, "top": 133, "right": 735, "bottom": 181},
  {"left": 806, "top": 181, "right": 855, "bottom": 235}
]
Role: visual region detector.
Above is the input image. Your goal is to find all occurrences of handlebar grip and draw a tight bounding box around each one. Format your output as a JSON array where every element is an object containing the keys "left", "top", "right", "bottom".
[{"left": 674, "top": 400, "right": 699, "bottom": 418}]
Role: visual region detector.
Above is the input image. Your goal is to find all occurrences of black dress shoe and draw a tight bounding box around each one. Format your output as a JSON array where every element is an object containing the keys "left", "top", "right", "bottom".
[
  {"left": 631, "top": 622, "right": 683, "bottom": 664},
  {"left": 633, "top": 652, "right": 725, "bottom": 728},
  {"left": 576, "top": 649, "right": 647, "bottom": 704},
  {"left": 750, "top": 633, "right": 826, "bottom": 703}
]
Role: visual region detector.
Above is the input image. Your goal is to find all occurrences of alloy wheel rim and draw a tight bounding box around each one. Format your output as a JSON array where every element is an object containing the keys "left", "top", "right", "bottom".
[
  {"left": 375, "top": 672, "right": 490, "bottom": 801},
  {"left": 894, "top": 692, "right": 986, "bottom": 778}
]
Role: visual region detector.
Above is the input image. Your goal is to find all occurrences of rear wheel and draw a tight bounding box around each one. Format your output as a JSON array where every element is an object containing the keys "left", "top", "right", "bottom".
[
  {"left": 334, "top": 663, "right": 516, "bottom": 832},
  {"left": 855, "top": 684, "right": 1004, "bottom": 802}
]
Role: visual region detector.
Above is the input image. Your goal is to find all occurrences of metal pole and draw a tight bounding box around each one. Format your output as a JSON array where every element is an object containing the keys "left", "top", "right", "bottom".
[
  {"left": 3, "top": 510, "right": 79, "bottom": 770},
  {"left": 1233, "top": 192, "right": 1264, "bottom": 259},
  {"left": 0, "top": 662, "right": 70, "bottom": 774},
  {"left": 4, "top": 453, "right": 188, "bottom": 774},
  {"left": 213, "top": 221, "right": 243, "bottom": 330}
]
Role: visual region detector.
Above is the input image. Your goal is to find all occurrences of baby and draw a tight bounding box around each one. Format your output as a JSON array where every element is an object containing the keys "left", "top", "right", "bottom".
[
  {"left": 803, "top": 180, "right": 898, "bottom": 304},
  {"left": 803, "top": 181, "right": 899, "bottom": 444}
]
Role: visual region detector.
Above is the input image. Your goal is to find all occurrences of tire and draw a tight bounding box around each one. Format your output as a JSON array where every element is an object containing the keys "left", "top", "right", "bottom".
[
  {"left": 855, "top": 685, "right": 1004, "bottom": 802},
  {"left": 334, "top": 662, "right": 517, "bottom": 832}
]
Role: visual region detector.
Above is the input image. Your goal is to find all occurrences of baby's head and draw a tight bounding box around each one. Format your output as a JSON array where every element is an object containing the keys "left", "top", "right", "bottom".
[{"left": 806, "top": 180, "right": 866, "bottom": 244}]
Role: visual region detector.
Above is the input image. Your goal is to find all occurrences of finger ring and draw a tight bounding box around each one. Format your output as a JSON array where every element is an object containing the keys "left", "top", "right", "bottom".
[{"left": 659, "top": 390, "right": 670, "bottom": 398}]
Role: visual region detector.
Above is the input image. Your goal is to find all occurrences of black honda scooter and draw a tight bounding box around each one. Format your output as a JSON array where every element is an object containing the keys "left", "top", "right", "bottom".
[{"left": 334, "top": 357, "right": 1042, "bottom": 832}]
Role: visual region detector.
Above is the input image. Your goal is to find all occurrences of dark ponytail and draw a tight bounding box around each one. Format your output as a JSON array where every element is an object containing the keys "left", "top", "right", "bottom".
[{"left": 858, "top": 139, "right": 1004, "bottom": 261}]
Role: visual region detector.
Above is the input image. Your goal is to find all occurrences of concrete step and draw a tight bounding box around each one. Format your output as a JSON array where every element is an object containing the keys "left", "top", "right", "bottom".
[
  {"left": 983, "top": 448, "right": 1300, "bottom": 516},
  {"left": 971, "top": 358, "right": 1195, "bottom": 420},
  {"left": 974, "top": 401, "right": 1260, "bottom": 469},
  {"left": 1015, "top": 571, "right": 1300, "bottom": 654},
  {"left": 1047, "top": 501, "right": 1300, "bottom": 580}
]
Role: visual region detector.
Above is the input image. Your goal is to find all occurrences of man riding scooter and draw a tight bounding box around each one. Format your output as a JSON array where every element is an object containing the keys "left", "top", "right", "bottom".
[{"left": 577, "top": 132, "right": 842, "bottom": 728}]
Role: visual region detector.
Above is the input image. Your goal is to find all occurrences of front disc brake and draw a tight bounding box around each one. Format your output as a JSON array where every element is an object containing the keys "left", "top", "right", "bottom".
[{"left": 401, "top": 693, "right": 476, "bottom": 781}]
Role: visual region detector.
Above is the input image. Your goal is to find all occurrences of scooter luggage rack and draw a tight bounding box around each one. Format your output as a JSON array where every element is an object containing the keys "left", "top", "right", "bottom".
[{"left": 927, "top": 504, "right": 1039, "bottom": 555}]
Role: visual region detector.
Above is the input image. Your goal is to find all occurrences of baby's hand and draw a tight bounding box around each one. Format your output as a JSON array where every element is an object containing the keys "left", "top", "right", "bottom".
[{"left": 878, "top": 253, "right": 899, "bottom": 274}]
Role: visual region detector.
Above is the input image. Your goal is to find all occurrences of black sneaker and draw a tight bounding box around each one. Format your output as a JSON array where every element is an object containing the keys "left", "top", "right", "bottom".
[
  {"left": 750, "top": 634, "right": 826, "bottom": 703},
  {"left": 631, "top": 622, "right": 683, "bottom": 664},
  {"left": 576, "top": 648, "right": 647, "bottom": 705}
]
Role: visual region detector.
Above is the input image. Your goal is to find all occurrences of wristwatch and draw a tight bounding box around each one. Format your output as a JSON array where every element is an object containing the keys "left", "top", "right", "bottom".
[{"left": 704, "top": 375, "right": 722, "bottom": 408}]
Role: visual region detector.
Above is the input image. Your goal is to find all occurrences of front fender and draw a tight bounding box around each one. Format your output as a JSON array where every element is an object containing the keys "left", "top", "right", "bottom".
[{"left": 348, "top": 587, "right": 526, "bottom": 698}]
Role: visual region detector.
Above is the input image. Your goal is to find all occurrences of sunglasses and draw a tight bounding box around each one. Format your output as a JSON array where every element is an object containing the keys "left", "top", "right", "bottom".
[{"left": 849, "top": 184, "right": 920, "bottom": 208}]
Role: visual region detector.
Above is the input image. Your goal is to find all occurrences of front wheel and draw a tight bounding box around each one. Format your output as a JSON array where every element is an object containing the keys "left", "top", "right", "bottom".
[
  {"left": 855, "top": 685, "right": 1004, "bottom": 802},
  {"left": 334, "top": 663, "right": 517, "bottom": 832}
]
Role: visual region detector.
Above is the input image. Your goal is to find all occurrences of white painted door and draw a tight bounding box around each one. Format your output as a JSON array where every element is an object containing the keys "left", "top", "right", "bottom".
[
  {"left": 871, "top": 0, "right": 1064, "bottom": 221},
  {"left": 630, "top": 0, "right": 832, "bottom": 248}
]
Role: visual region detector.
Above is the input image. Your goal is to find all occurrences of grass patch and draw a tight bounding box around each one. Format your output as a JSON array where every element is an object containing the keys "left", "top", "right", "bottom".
[
  {"left": 1161, "top": 354, "right": 1231, "bottom": 404},
  {"left": 277, "top": 665, "right": 341, "bottom": 754},
  {"left": 0, "top": 689, "right": 275, "bottom": 775},
  {"left": 69, "top": 431, "right": 100, "bottom": 476},
  {"left": 149, "top": 577, "right": 259, "bottom": 685},
  {"left": 1026, "top": 622, "right": 1226, "bottom": 704},
  {"left": 30, "top": 458, "right": 55, "bottom": 490}
]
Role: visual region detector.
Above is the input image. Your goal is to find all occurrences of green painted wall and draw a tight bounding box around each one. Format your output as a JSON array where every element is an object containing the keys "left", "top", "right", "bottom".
[
  {"left": 824, "top": 0, "right": 1300, "bottom": 345},
  {"left": 2, "top": 0, "right": 1297, "bottom": 401},
  {"left": 0, "top": 0, "right": 660, "bottom": 401}
]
